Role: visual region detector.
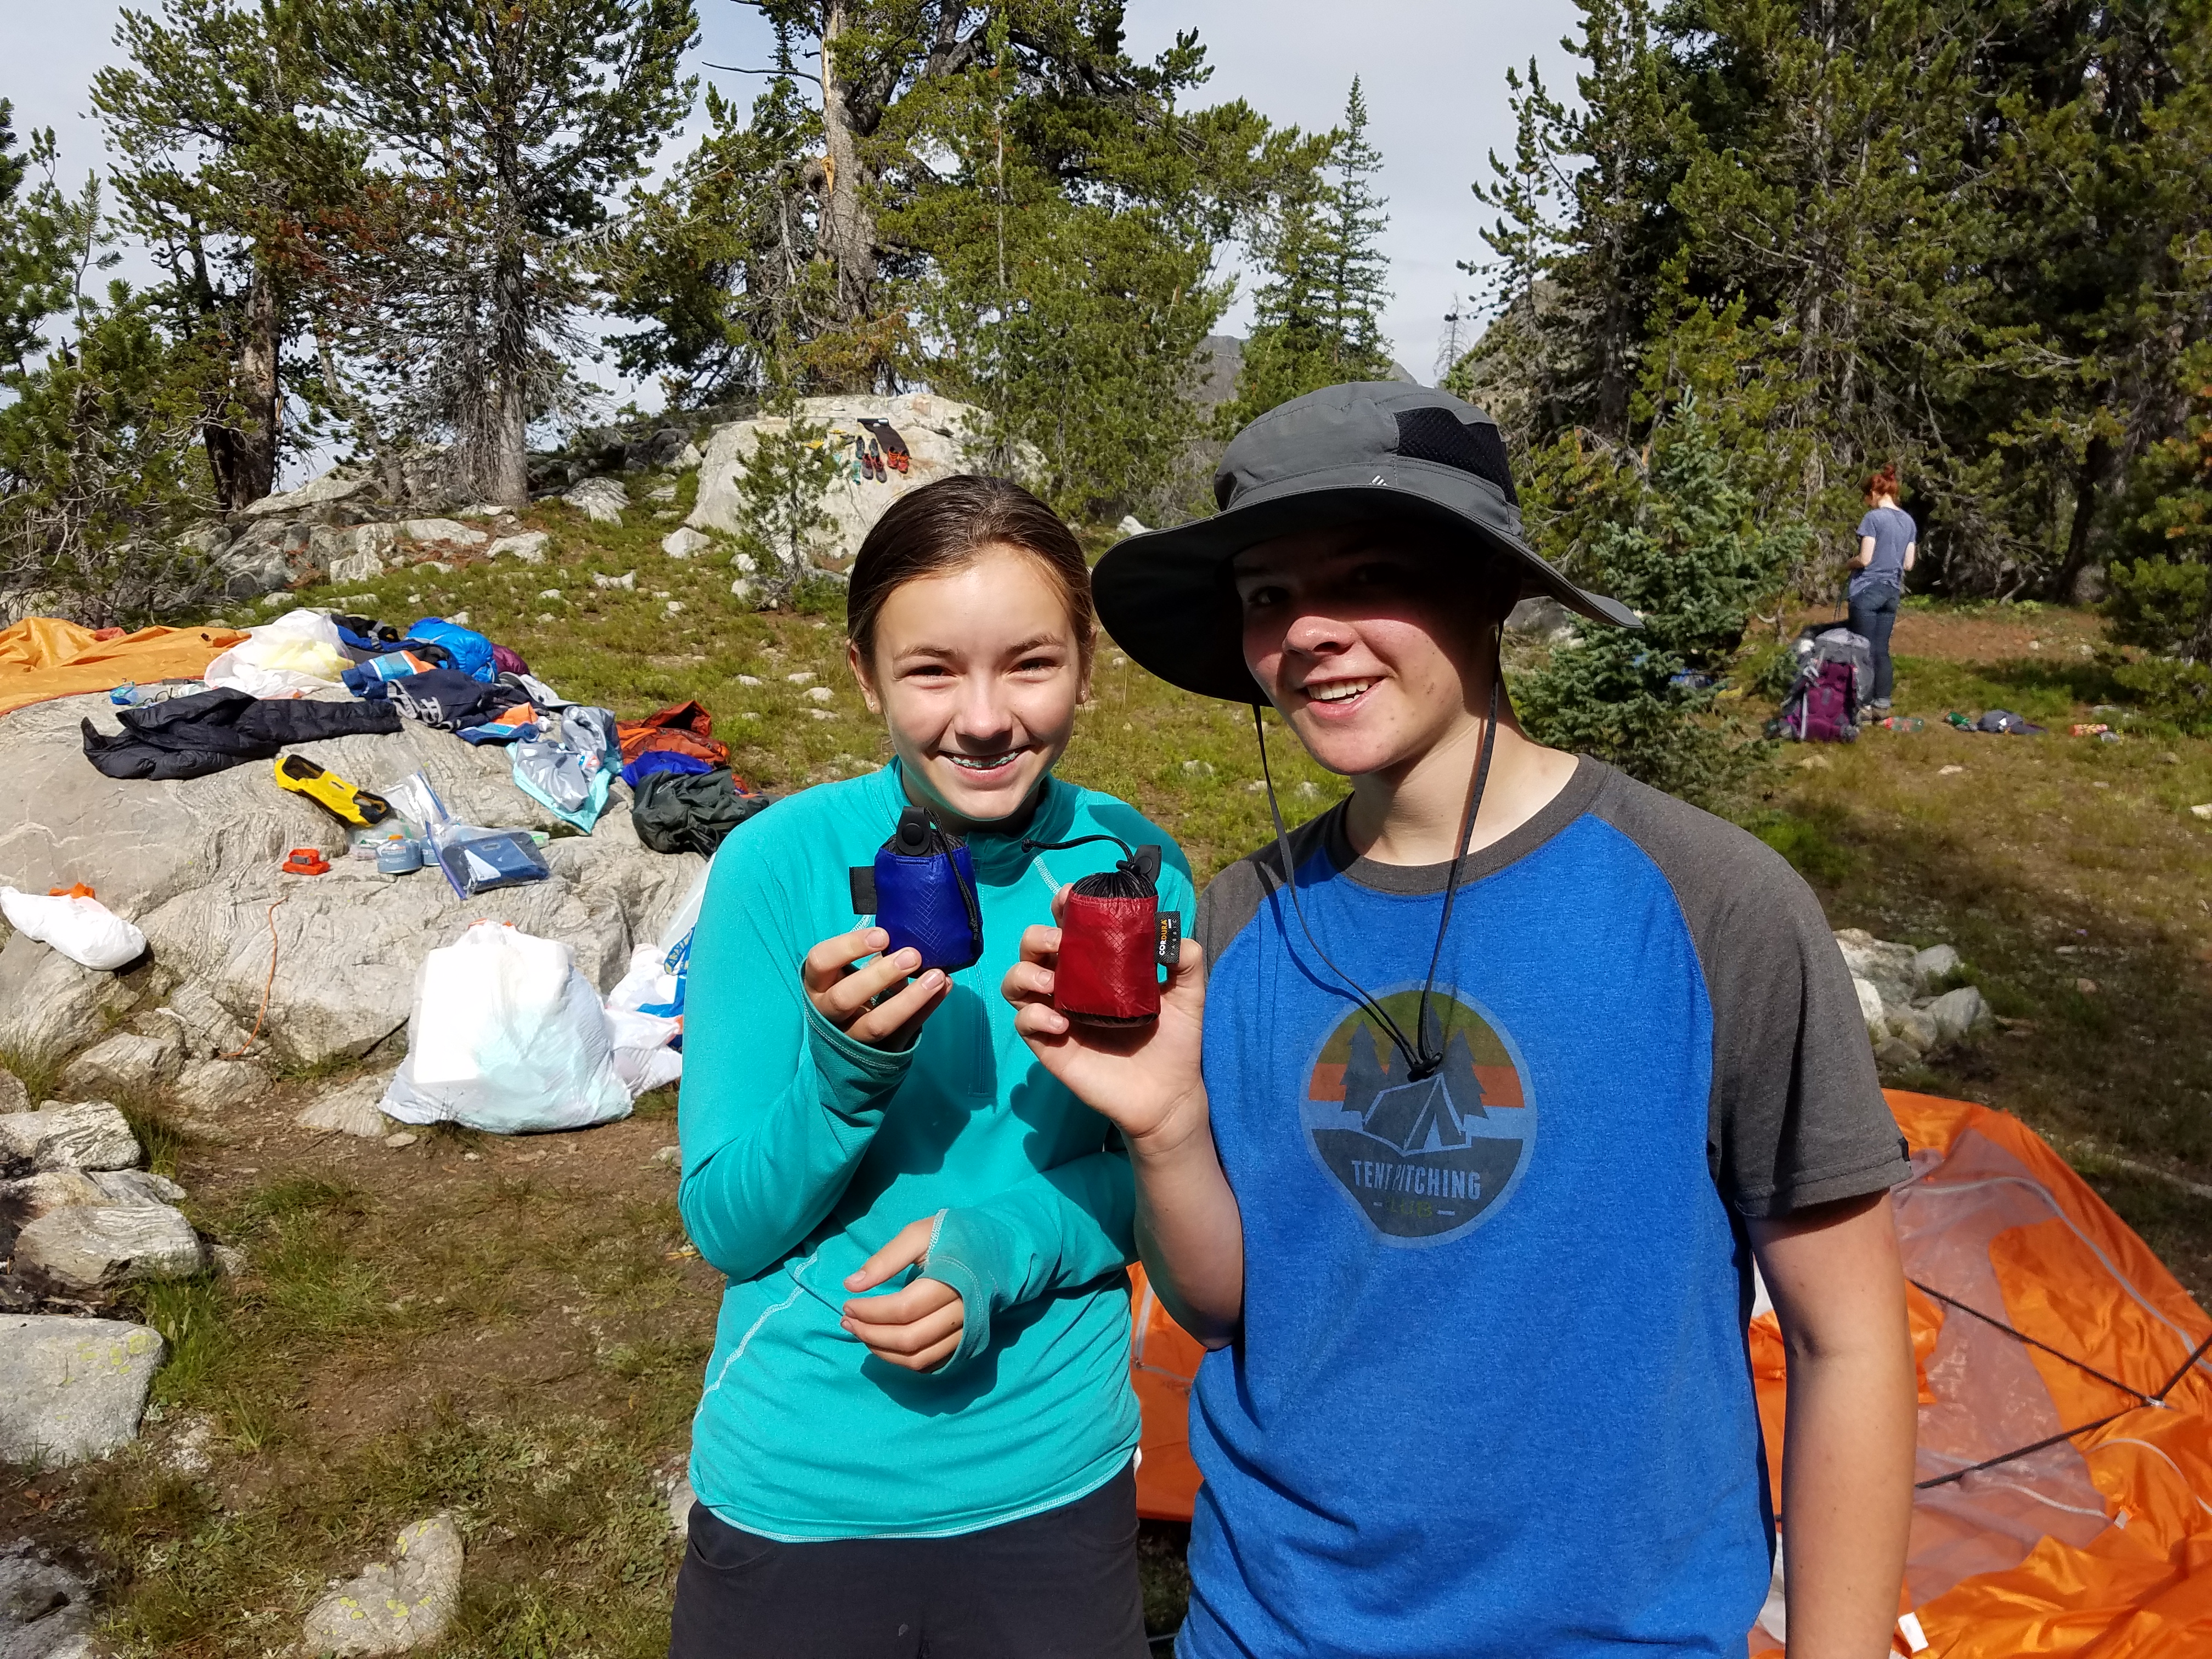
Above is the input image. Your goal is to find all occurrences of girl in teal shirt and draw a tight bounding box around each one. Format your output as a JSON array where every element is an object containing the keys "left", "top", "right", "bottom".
[{"left": 672, "top": 476, "right": 1193, "bottom": 1658}]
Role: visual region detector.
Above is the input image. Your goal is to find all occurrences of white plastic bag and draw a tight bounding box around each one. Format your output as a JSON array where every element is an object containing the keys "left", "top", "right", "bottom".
[
  {"left": 604, "top": 943, "right": 684, "bottom": 1097},
  {"left": 605, "top": 1006, "right": 684, "bottom": 1096},
  {"left": 380, "top": 921, "right": 630, "bottom": 1132},
  {"left": 0, "top": 887, "right": 147, "bottom": 970},
  {"left": 203, "top": 608, "right": 348, "bottom": 698}
]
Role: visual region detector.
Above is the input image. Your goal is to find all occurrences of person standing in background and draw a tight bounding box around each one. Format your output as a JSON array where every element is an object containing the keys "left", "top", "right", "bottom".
[{"left": 1849, "top": 466, "right": 1916, "bottom": 713}]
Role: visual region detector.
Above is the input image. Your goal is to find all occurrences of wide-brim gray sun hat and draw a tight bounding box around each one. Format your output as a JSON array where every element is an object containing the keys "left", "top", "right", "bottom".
[{"left": 1092, "top": 381, "right": 1639, "bottom": 702}]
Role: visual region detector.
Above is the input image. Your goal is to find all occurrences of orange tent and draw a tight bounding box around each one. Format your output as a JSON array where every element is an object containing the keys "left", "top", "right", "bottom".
[
  {"left": 1128, "top": 1091, "right": 2212, "bottom": 1656},
  {"left": 0, "top": 617, "right": 247, "bottom": 719}
]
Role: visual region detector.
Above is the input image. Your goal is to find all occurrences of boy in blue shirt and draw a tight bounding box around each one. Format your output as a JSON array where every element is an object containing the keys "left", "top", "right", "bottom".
[{"left": 1005, "top": 383, "right": 1916, "bottom": 1658}]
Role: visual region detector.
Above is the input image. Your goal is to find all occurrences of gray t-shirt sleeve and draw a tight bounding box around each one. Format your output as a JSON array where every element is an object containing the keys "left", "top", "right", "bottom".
[{"left": 1593, "top": 772, "right": 1908, "bottom": 1217}]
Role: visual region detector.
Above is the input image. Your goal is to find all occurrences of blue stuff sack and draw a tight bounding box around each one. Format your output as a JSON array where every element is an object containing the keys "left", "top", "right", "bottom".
[{"left": 849, "top": 804, "right": 982, "bottom": 971}]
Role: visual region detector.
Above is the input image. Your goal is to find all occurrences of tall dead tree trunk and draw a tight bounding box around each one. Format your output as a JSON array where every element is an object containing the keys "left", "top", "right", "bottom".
[
  {"left": 818, "top": 0, "right": 879, "bottom": 327},
  {"left": 229, "top": 261, "right": 281, "bottom": 506}
]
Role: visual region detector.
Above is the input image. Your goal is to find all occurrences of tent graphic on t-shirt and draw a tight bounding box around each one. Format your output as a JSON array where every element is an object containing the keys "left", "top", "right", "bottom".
[
  {"left": 1304, "top": 992, "right": 1536, "bottom": 1244},
  {"left": 1345, "top": 1025, "right": 1488, "bottom": 1153}
]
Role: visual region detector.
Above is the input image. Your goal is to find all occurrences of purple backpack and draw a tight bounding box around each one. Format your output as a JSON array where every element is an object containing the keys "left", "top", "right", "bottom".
[{"left": 1778, "top": 628, "right": 1870, "bottom": 742}]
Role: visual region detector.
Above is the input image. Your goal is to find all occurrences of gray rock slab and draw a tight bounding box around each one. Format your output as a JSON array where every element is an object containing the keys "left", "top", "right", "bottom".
[
  {"left": 0, "top": 1539, "right": 94, "bottom": 1657},
  {"left": 57, "top": 1029, "right": 183, "bottom": 1098},
  {"left": 0, "top": 1315, "right": 165, "bottom": 1465},
  {"left": 487, "top": 532, "right": 549, "bottom": 565},
  {"left": 688, "top": 393, "right": 995, "bottom": 578},
  {"left": 297, "top": 1076, "right": 395, "bottom": 1139},
  {"left": 0, "top": 1073, "right": 25, "bottom": 1115},
  {"left": 0, "top": 1104, "right": 140, "bottom": 1173},
  {"left": 16, "top": 1205, "right": 204, "bottom": 1295},
  {"left": 89, "top": 1169, "right": 185, "bottom": 1207},
  {"left": 0, "top": 1171, "right": 107, "bottom": 1226},
  {"left": 301, "top": 1514, "right": 461, "bottom": 1655},
  {"left": 660, "top": 526, "right": 710, "bottom": 559},
  {"left": 162, "top": 982, "right": 251, "bottom": 1059},
  {"left": 0, "top": 934, "right": 138, "bottom": 1066},
  {"left": 239, "top": 467, "right": 373, "bottom": 520},
  {"left": 561, "top": 477, "right": 628, "bottom": 525},
  {"left": 0, "top": 691, "right": 703, "bottom": 1068},
  {"left": 167, "top": 1058, "right": 273, "bottom": 1115}
]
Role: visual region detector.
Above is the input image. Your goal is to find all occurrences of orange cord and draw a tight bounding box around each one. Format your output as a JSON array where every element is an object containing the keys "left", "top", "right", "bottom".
[{"left": 219, "top": 889, "right": 289, "bottom": 1060}]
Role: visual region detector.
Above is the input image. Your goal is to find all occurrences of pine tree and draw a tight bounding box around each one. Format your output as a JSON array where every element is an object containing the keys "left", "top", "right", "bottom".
[
  {"left": 1514, "top": 387, "right": 1803, "bottom": 804},
  {"left": 1323, "top": 77, "right": 1391, "bottom": 380},
  {"left": 1221, "top": 79, "right": 1394, "bottom": 431},
  {"left": 93, "top": 0, "right": 365, "bottom": 508},
  {"left": 304, "top": 0, "right": 697, "bottom": 505}
]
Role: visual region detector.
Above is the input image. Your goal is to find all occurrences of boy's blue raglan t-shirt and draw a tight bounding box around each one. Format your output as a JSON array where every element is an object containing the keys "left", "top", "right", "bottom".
[{"left": 1183, "top": 758, "right": 1906, "bottom": 1659}]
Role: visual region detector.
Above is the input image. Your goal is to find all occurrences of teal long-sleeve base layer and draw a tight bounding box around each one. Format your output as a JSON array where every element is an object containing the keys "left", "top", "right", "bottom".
[{"left": 678, "top": 761, "right": 1195, "bottom": 1541}]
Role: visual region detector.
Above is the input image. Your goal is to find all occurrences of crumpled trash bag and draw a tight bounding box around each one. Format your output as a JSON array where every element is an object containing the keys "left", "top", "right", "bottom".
[
  {"left": 202, "top": 608, "right": 348, "bottom": 698},
  {"left": 511, "top": 705, "right": 620, "bottom": 831},
  {"left": 380, "top": 922, "right": 630, "bottom": 1133},
  {"left": 0, "top": 887, "right": 148, "bottom": 970}
]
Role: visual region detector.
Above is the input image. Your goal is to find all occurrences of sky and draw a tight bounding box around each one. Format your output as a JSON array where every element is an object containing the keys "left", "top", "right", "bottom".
[{"left": 8, "top": 1, "right": 1580, "bottom": 390}]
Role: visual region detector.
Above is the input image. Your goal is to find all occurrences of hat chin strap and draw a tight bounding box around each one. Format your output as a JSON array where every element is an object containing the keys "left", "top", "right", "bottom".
[{"left": 1250, "top": 644, "right": 1501, "bottom": 1081}]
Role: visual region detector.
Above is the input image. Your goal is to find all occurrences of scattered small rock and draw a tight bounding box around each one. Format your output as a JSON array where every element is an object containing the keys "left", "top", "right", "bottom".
[
  {"left": 209, "top": 1242, "right": 247, "bottom": 1277},
  {"left": 666, "top": 1473, "right": 696, "bottom": 1538},
  {"left": 2191, "top": 804, "right": 2212, "bottom": 821},
  {"left": 805, "top": 686, "right": 834, "bottom": 703},
  {"left": 591, "top": 569, "right": 637, "bottom": 591},
  {"left": 301, "top": 1514, "right": 463, "bottom": 1656},
  {"left": 399, "top": 517, "right": 489, "bottom": 549},
  {"left": 2076, "top": 977, "right": 2100, "bottom": 995},
  {"left": 651, "top": 1145, "right": 680, "bottom": 1169},
  {"left": 736, "top": 675, "right": 762, "bottom": 687},
  {"left": 785, "top": 672, "right": 815, "bottom": 685},
  {"left": 665, "top": 601, "right": 686, "bottom": 617},
  {"left": 1181, "top": 760, "right": 1214, "bottom": 778},
  {"left": 538, "top": 589, "right": 562, "bottom": 601},
  {"left": 1922, "top": 985, "right": 1992, "bottom": 1044},
  {"left": 383, "top": 1132, "right": 417, "bottom": 1149},
  {"left": 563, "top": 477, "right": 629, "bottom": 525},
  {"left": 0, "top": 1103, "right": 140, "bottom": 1173},
  {"left": 0, "top": 1315, "right": 166, "bottom": 1464},
  {"left": 14, "top": 1204, "right": 205, "bottom": 1295},
  {"left": 0, "top": 1070, "right": 26, "bottom": 1115},
  {"left": 662, "top": 526, "right": 711, "bottom": 559},
  {"left": 1912, "top": 944, "right": 1962, "bottom": 984},
  {"left": 161, "top": 1410, "right": 218, "bottom": 1476},
  {"left": 1938, "top": 764, "right": 1966, "bottom": 776},
  {"left": 806, "top": 709, "right": 838, "bottom": 721},
  {"left": 487, "top": 531, "right": 551, "bottom": 565}
]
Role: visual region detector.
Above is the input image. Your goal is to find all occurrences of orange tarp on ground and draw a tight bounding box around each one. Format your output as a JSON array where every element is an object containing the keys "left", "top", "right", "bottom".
[
  {"left": 0, "top": 617, "right": 246, "bottom": 719},
  {"left": 1129, "top": 1091, "right": 2212, "bottom": 1657}
]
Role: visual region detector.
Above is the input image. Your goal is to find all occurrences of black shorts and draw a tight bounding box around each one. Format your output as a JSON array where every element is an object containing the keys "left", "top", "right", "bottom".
[{"left": 668, "top": 1464, "right": 1149, "bottom": 1659}]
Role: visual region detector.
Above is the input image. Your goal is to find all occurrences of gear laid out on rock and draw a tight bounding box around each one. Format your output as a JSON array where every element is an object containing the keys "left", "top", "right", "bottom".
[
  {"left": 859, "top": 417, "right": 911, "bottom": 473},
  {"left": 273, "top": 755, "right": 392, "bottom": 826}
]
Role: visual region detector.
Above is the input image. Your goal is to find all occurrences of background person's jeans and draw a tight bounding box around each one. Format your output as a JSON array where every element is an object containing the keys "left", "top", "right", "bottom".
[{"left": 1848, "top": 583, "right": 1901, "bottom": 705}]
